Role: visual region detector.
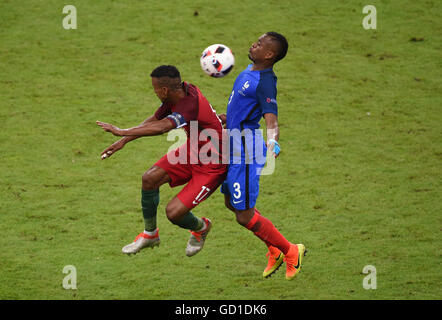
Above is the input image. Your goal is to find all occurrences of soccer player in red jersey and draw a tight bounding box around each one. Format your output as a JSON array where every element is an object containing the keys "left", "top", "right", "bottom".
[{"left": 97, "top": 65, "right": 226, "bottom": 256}]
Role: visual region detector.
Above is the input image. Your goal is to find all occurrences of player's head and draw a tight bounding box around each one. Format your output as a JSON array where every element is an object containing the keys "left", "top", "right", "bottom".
[
  {"left": 150, "top": 65, "right": 182, "bottom": 102},
  {"left": 248, "top": 32, "right": 288, "bottom": 65}
]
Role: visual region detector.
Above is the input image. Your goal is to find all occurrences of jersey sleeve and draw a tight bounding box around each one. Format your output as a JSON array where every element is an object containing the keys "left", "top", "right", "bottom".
[
  {"left": 256, "top": 75, "right": 278, "bottom": 116},
  {"left": 154, "top": 103, "right": 171, "bottom": 120},
  {"left": 154, "top": 103, "right": 186, "bottom": 129},
  {"left": 172, "top": 96, "right": 199, "bottom": 123},
  {"left": 154, "top": 96, "right": 198, "bottom": 129}
]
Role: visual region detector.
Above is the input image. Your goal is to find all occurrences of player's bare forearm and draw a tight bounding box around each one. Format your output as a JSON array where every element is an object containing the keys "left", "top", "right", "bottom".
[
  {"left": 263, "top": 113, "right": 280, "bottom": 158},
  {"left": 119, "top": 115, "right": 158, "bottom": 142},
  {"left": 97, "top": 116, "right": 170, "bottom": 159},
  {"left": 96, "top": 115, "right": 170, "bottom": 137},
  {"left": 263, "top": 113, "right": 279, "bottom": 142},
  {"left": 119, "top": 118, "right": 174, "bottom": 136}
]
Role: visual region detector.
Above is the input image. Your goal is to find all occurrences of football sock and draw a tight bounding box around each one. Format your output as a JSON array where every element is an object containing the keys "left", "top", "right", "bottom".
[
  {"left": 141, "top": 189, "right": 160, "bottom": 232},
  {"left": 143, "top": 229, "right": 158, "bottom": 237},
  {"left": 174, "top": 211, "right": 204, "bottom": 231},
  {"left": 245, "top": 210, "right": 291, "bottom": 255},
  {"left": 252, "top": 208, "right": 272, "bottom": 248}
]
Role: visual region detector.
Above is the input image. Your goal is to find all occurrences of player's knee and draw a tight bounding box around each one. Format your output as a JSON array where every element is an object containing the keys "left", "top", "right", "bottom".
[
  {"left": 165, "top": 197, "right": 189, "bottom": 224},
  {"left": 224, "top": 198, "right": 235, "bottom": 212},
  {"left": 165, "top": 207, "right": 177, "bottom": 223},
  {"left": 235, "top": 208, "right": 256, "bottom": 227},
  {"left": 142, "top": 172, "right": 156, "bottom": 190},
  {"left": 165, "top": 203, "right": 180, "bottom": 224},
  {"left": 235, "top": 213, "right": 249, "bottom": 227}
]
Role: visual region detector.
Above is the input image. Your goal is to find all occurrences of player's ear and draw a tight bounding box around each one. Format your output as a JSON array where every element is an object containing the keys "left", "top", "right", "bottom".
[
  {"left": 265, "top": 49, "right": 276, "bottom": 61},
  {"left": 161, "top": 86, "right": 169, "bottom": 97}
]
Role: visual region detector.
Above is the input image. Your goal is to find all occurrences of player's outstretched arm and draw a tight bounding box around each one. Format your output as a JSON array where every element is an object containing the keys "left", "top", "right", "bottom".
[
  {"left": 96, "top": 118, "right": 174, "bottom": 137},
  {"left": 263, "top": 112, "right": 280, "bottom": 158},
  {"left": 119, "top": 118, "right": 174, "bottom": 136},
  {"left": 98, "top": 115, "right": 160, "bottom": 159}
]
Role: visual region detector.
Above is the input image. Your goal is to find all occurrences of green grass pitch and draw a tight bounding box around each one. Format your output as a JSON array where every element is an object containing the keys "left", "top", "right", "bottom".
[{"left": 0, "top": 0, "right": 441, "bottom": 299}]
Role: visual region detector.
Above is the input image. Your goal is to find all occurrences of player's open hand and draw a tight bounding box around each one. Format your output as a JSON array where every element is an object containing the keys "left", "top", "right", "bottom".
[
  {"left": 100, "top": 139, "right": 125, "bottom": 160},
  {"left": 96, "top": 121, "right": 123, "bottom": 137}
]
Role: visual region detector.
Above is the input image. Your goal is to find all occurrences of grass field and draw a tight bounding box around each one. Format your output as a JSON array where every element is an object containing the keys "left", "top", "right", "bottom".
[{"left": 0, "top": 0, "right": 441, "bottom": 300}]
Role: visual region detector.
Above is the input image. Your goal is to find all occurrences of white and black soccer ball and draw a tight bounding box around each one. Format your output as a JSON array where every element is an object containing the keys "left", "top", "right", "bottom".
[{"left": 200, "top": 44, "right": 235, "bottom": 78}]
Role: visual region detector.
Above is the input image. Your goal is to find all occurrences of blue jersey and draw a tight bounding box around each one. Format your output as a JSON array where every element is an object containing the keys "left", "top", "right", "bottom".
[
  {"left": 221, "top": 64, "right": 279, "bottom": 210},
  {"left": 226, "top": 64, "right": 278, "bottom": 132},
  {"left": 226, "top": 64, "right": 278, "bottom": 164}
]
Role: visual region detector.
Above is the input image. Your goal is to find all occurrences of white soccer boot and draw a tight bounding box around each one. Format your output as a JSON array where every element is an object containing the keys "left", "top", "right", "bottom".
[
  {"left": 122, "top": 229, "right": 160, "bottom": 255},
  {"left": 185, "top": 218, "right": 212, "bottom": 257}
]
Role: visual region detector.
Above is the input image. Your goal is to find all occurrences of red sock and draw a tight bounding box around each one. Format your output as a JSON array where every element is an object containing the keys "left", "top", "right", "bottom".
[
  {"left": 251, "top": 209, "right": 272, "bottom": 248},
  {"left": 245, "top": 209, "right": 291, "bottom": 255}
]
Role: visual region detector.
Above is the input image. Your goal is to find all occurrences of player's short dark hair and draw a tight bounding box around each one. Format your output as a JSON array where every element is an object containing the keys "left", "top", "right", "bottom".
[
  {"left": 150, "top": 65, "right": 182, "bottom": 90},
  {"left": 150, "top": 65, "right": 181, "bottom": 79},
  {"left": 266, "top": 31, "right": 288, "bottom": 63}
]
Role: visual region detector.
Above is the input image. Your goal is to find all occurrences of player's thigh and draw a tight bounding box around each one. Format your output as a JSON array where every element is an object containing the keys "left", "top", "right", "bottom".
[
  {"left": 223, "top": 193, "right": 235, "bottom": 212},
  {"left": 154, "top": 151, "right": 192, "bottom": 187},
  {"left": 222, "top": 181, "right": 255, "bottom": 225}
]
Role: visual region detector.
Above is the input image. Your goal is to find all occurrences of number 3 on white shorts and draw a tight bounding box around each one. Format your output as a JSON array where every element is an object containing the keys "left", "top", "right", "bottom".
[{"left": 233, "top": 182, "right": 241, "bottom": 199}]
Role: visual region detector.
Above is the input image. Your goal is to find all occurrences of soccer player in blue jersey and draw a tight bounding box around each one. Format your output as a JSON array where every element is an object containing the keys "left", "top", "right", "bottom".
[{"left": 221, "top": 32, "right": 306, "bottom": 280}]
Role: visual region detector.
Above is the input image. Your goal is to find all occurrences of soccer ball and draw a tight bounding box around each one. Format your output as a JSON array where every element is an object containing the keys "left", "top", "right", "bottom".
[{"left": 200, "top": 44, "right": 235, "bottom": 78}]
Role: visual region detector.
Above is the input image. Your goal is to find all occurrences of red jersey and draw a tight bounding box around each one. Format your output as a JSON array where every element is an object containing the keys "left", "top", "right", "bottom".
[{"left": 154, "top": 82, "right": 226, "bottom": 165}]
